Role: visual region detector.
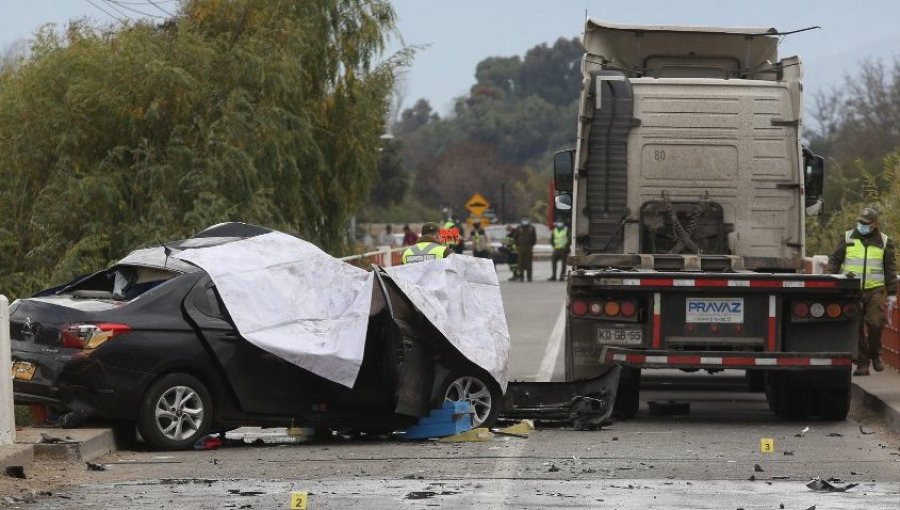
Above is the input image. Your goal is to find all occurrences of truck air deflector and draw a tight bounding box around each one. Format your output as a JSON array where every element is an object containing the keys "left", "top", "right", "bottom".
[{"left": 584, "top": 71, "right": 636, "bottom": 254}]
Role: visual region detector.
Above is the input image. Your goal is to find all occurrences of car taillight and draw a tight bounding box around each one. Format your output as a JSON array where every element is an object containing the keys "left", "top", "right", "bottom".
[
  {"left": 792, "top": 302, "right": 809, "bottom": 319},
  {"left": 61, "top": 323, "right": 131, "bottom": 349},
  {"left": 570, "top": 300, "right": 588, "bottom": 316},
  {"left": 826, "top": 303, "right": 842, "bottom": 318},
  {"left": 589, "top": 302, "right": 603, "bottom": 316},
  {"left": 620, "top": 301, "right": 636, "bottom": 317}
]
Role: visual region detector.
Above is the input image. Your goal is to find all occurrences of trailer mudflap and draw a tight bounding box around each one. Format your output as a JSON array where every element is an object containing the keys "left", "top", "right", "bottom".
[
  {"left": 500, "top": 364, "right": 621, "bottom": 429},
  {"left": 603, "top": 347, "right": 853, "bottom": 370}
]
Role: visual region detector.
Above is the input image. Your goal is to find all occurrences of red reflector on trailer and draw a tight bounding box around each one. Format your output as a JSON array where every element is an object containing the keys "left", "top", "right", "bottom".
[{"left": 571, "top": 300, "right": 588, "bottom": 316}]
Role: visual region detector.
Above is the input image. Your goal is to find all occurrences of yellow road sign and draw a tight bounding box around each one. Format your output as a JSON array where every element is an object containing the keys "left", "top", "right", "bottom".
[{"left": 466, "top": 193, "right": 490, "bottom": 218}]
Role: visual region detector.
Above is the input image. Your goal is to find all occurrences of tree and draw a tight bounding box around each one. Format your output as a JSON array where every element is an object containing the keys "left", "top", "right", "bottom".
[{"left": 0, "top": 0, "right": 404, "bottom": 299}]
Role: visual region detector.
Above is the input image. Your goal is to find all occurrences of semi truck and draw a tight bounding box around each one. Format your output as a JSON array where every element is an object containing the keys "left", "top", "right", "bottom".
[{"left": 553, "top": 19, "right": 860, "bottom": 420}]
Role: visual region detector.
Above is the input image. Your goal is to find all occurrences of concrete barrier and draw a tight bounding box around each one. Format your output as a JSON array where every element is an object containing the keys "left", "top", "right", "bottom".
[{"left": 0, "top": 295, "right": 14, "bottom": 446}]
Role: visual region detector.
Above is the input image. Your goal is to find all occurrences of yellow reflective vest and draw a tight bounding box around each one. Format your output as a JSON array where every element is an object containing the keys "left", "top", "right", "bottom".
[
  {"left": 402, "top": 241, "right": 448, "bottom": 264},
  {"left": 840, "top": 230, "right": 888, "bottom": 290},
  {"left": 552, "top": 227, "right": 569, "bottom": 250}
]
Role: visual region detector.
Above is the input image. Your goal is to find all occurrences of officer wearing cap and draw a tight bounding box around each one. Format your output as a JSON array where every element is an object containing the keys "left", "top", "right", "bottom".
[
  {"left": 827, "top": 207, "right": 898, "bottom": 375},
  {"left": 402, "top": 222, "right": 452, "bottom": 264}
]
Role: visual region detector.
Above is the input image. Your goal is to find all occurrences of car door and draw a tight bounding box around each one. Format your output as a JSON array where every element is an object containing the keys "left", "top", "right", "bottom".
[{"left": 182, "top": 276, "right": 325, "bottom": 416}]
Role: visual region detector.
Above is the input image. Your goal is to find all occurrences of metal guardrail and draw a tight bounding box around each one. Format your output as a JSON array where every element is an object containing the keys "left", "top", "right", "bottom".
[{"left": 0, "top": 295, "right": 14, "bottom": 445}]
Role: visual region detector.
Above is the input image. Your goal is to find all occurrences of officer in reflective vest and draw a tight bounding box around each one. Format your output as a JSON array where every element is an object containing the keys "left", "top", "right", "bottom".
[
  {"left": 828, "top": 207, "right": 898, "bottom": 375},
  {"left": 548, "top": 221, "right": 570, "bottom": 281},
  {"left": 402, "top": 222, "right": 452, "bottom": 264}
]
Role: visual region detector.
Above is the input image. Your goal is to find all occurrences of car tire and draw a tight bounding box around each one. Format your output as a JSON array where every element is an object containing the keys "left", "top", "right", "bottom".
[
  {"left": 441, "top": 370, "right": 503, "bottom": 429},
  {"left": 138, "top": 373, "right": 213, "bottom": 451}
]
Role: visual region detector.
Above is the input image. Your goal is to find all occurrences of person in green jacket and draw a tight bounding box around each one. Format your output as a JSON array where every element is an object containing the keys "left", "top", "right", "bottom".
[{"left": 827, "top": 207, "right": 898, "bottom": 375}]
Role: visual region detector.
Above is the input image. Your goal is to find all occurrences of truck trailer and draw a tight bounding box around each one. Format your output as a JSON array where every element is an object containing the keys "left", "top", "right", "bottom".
[{"left": 553, "top": 19, "right": 860, "bottom": 420}]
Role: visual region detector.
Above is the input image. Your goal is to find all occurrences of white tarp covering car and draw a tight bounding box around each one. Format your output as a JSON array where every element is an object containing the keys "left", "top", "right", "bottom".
[{"left": 174, "top": 230, "right": 510, "bottom": 390}]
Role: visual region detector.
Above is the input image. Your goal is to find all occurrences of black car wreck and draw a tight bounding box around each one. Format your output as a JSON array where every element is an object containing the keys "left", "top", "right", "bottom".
[{"left": 10, "top": 223, "right": 510, "bottom": 450}]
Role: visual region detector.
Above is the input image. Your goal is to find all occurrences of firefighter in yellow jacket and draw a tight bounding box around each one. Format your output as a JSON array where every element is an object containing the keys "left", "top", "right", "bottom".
[
  {"left": 827, "top": 207, "right": 898, "bottom": 375},
  {"left": 402, "top": 222, "right": 452, "bottom": 264}
]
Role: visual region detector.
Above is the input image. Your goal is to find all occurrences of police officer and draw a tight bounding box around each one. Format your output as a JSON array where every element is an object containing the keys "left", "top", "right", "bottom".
[
  {"left": 502, "top": 224, "right": 519, "bottom": 281},
  {"left": 548, "top": 221, "right": 570, "bottom": 281},
  {"left": 515, "top": 218, "right": 537, "bottom": 282},
  {"left": 402, "top": 222, "right": 452, "bottom": 264},
  {"left": 827, "top": 207, "right": 897, "bottom": 375}
]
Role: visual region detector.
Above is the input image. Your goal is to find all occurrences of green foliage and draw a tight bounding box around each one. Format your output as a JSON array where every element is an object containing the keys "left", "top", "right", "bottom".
[
  {"left": 0, "top": 0, "right": 403, "bottom": 299},
  {"left": 394, "top": 37, "right": 581, "bottom": 222},
  {"left": 806, "top": 58, "right": 900, "bottom": 255}
]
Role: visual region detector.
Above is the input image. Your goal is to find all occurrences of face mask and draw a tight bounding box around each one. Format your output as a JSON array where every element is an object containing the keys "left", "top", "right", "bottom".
[
  {"left": 857, "top": 222, "right": 872, "bottom": 235},
  {"left": 555, "top": 223, "right": 564, "bottom": 228},
  {"left": 521, "top": 219, "right": 530, "bottom": 226}
]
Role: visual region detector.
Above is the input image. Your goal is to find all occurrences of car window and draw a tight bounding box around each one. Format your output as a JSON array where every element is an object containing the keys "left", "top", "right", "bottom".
[{"left": 193, "top": 283, "right": 226, "bottom": 319}]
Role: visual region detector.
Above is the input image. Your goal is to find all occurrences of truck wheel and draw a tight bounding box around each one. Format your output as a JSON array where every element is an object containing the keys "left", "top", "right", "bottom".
[
  {"left": 745, "top": 370, "right": 765, "bottom": 392},
  {"left": 764, "top": 372, "right": 781, "bottom": 414},
  {"left": 614, "top": 367, "right": 641, "bottom": 419},
  {"left": 777, "top": 385, "right": 812, "bottom": 420},
  {"left": 818, "top": 369, "right": 852, "bottom": 421},
  {"left": 138, "top": 373, "right": 213, "bottom": 451}
]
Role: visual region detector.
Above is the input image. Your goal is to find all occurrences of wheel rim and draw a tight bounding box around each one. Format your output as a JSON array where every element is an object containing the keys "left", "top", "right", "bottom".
[
  {"left": 445, "top": 376, "right": 492, "bottom": 427},
  {"left": 154, "top": 385, "right": 204, "bottom": 441}
]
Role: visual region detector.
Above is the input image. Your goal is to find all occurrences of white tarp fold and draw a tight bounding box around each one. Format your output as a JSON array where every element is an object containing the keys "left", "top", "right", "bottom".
[
  {"left": 175, "top": 232, "right": 373, "bottom": 388},
  {"left": 384, "top": 256, "right": 510, "bottom": 391},
  {"left": 174, "top": 231, "right": 509, "bottom": 391}
]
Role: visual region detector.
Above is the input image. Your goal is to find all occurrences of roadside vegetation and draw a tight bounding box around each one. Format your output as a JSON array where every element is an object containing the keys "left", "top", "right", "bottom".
[
  {"left": 0, "top": 0, "right": 404, "bottom": 299},
  {"left": 806, "top": 58, "right": 900, "bottom": 254}
]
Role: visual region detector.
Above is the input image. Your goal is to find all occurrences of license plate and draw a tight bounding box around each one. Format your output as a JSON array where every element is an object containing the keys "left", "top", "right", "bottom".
[
  {"left": 11, "top": 361, "right": 36, "bottom": 381},
  {"left": 596, "top": 328, "right": 643, "bottom": 346}
]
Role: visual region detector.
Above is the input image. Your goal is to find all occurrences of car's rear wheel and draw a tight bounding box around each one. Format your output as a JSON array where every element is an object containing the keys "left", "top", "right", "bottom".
[
  {"left": 138, "top": 373, "right": 212, "bottom": 451},
  {"left": 442, "top": 371, "right": 502, "bottom": 429}
]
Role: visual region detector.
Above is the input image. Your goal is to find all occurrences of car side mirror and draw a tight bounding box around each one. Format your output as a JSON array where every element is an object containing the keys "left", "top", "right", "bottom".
[
  {"left": 803, "top": 149, "right": 825, "bottom": 209},
  {"left": 555, "top": 193, "right": 572, "bottom": 211},
  {"left": 553, "top": 149, "right": 575, "bottom": 192}
]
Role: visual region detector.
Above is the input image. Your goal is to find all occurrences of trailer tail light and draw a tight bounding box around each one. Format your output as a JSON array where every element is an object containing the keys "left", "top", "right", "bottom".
[
  {"left": 709, "top": 324, "right": 720, "bottom": 333},
  {"left": 842, "top": 303, "right": 858, "bottom": 318},
  {"left": 792, "top": 302, "right": 809, "bottom": 319},
  {"left": 61, "top": 323, "right": 132, "bottom": 349},
  {"left": 826, "top": 303, "right": 842, "bottom": 318},
  {"left": 604, "top": 301, "right": 621, "bottom": 317},
  {"left": 809, "top": 303, "right": 826, "bottom": 318},
  {"left": 620, "top": 301, "right": 636, "bottom": 317},
  {"left": 587, "top": 302, "right": 602, "bottom": 316},
  {"left": 570, "top": 300, "right": 588, "bottom": 316}
]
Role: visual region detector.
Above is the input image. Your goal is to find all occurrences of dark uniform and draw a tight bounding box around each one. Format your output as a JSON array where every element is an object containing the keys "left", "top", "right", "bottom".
[
  {"left": 515, "top": 220, "right": 537, "bottom": 282},
  {"left": 827, "top": 208, "right": 897, "bottom": 375}
]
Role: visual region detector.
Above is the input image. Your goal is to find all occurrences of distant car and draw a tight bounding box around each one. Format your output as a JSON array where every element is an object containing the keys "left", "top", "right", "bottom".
[{"left": 10, "top": 224, "right": 503, "bottom": 450}]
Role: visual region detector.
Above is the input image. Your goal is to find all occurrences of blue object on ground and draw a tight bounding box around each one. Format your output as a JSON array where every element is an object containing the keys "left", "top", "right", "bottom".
[{"left": 402, "top": 400, "right": 474, "bottom": 439}]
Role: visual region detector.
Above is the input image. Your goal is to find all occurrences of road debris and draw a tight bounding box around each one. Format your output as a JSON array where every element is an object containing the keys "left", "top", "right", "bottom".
[
  {"left": 754, "top": 464, "right": 764, "bottom": 472},
  {"left": 39, "top": 433, "right": 78, "bottom": 444},
  {"left": 859, "top": 424, "right": 875, "bottom": 435},
  {"left": 806, "top": 477, "right": 858, "bottom": 492},
  {"left": 648, "top": 400, "right": 690, "bottom": 416},
  {"left": 194, "top": 435, "right": 223, "bottom": 450},
  {"left": 794, "top": 426, "right": 810, "bottom": 437},
  {"left": 438, "top": 428, "right": 494, "bottom": 443},
  {"left": 4, "top": 465, "right": 26, "bottom": 479},
  {"left": 86, "top": 462, "right": 106, "bottom": 471}
]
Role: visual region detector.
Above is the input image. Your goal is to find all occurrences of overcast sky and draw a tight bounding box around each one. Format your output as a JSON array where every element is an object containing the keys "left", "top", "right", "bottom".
[{"left": 3, "top": 1, "right": 899, "bottom": 114}]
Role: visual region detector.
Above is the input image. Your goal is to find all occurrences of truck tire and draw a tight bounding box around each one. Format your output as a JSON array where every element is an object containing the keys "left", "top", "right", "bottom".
[
  {"left": 817, "top": 369, "right": 852, "bottom": 421},
  {"left": 613, "top": 367, "right": 641, "bottom": 419},
  {"left": 745, "top": 370, "right": 765, "bottom": 392}
]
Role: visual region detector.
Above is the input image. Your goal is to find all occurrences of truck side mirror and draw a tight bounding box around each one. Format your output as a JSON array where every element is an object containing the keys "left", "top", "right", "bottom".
[
  {"left": 803, "top": 150, "right": 825, "bottom": 209},
  {"left": 555, "top": 193, "right": 572, "bottom": 211},
  {"left": 553, "top": 149, "right": 575, "bottom": 192}
]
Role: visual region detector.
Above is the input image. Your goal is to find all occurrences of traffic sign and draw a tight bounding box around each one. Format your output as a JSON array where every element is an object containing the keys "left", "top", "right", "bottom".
[{"left": 466, "top": 193, "right": 490, "bottom": 217}]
